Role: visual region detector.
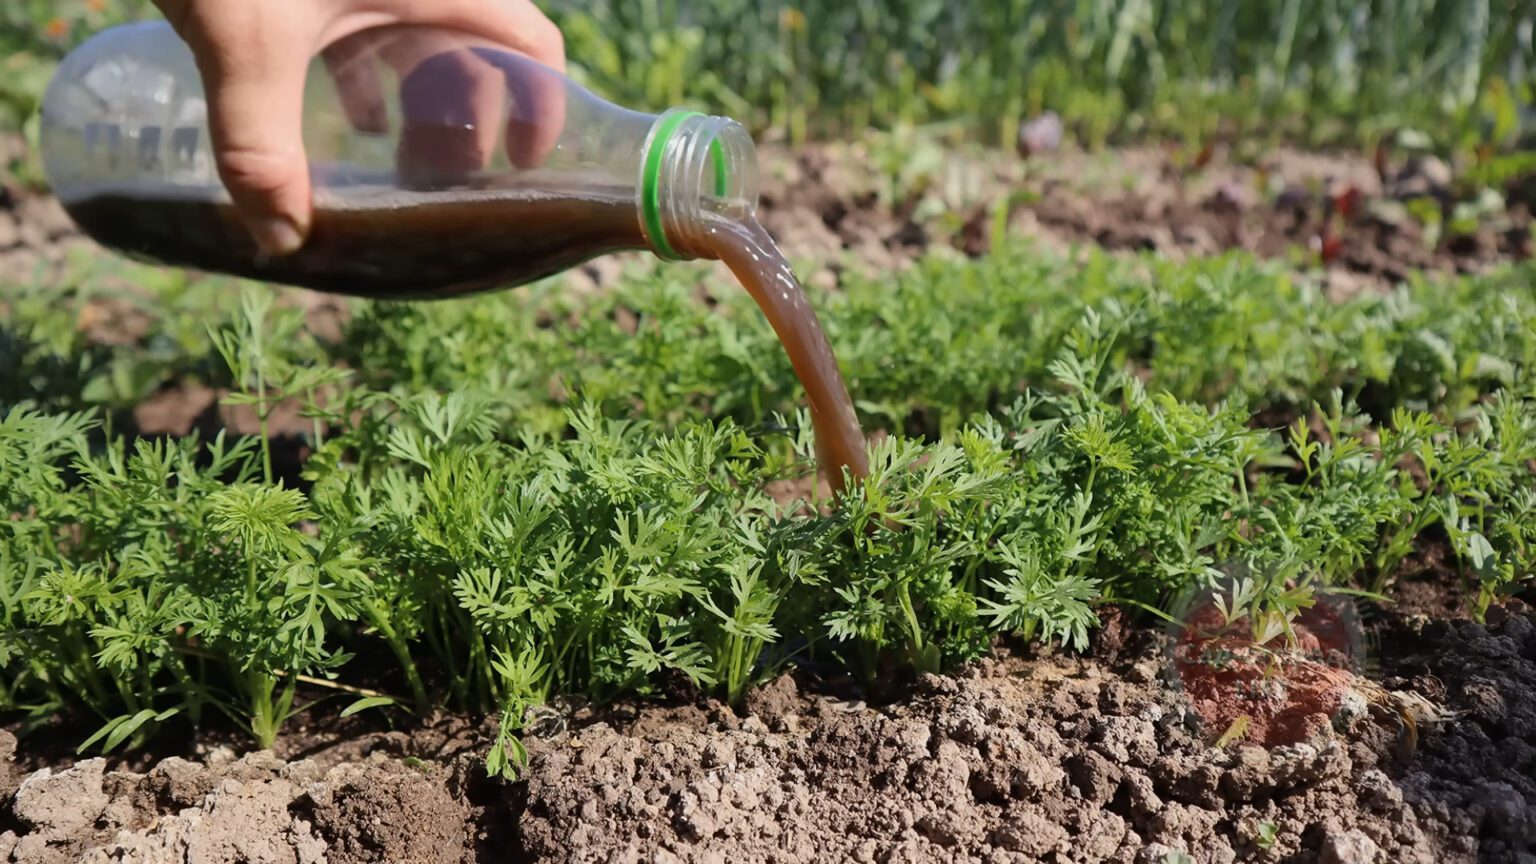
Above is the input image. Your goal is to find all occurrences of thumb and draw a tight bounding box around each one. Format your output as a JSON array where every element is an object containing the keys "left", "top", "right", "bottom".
[{"left": 184, "top": 15, "right": 315, "bottom": 256}]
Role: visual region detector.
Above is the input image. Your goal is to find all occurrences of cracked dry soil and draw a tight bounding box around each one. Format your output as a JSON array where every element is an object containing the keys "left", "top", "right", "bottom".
[{"left": 3, "top": 601, "right": 1533, "bottom": 864}]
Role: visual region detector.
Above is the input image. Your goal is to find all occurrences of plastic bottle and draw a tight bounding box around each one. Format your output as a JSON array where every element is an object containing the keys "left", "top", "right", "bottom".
[
  {"left": 40, "top": 20, "right": 872, "bottom": 489},
  {"left": 38, "top": 20, "right": 760, "bottom": 298}
]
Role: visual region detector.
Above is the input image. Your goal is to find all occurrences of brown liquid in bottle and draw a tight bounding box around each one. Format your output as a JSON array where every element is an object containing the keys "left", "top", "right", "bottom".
[
  {"left": 63, "top": 187, "right": 646, "bottom": 300},
  {"left": 61, "top": 188, "right": 870, "bottom": 491}
]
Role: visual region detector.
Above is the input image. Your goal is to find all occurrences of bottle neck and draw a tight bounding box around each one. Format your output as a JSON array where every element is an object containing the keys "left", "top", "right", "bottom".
[{"left": 638, "top": 109, "right": 760, "bottom": 261}]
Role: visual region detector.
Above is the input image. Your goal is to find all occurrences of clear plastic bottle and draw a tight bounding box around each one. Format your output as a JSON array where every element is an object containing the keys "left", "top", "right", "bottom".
[{"left": 39, "top": 20, "right": 760, "bottom": 298}]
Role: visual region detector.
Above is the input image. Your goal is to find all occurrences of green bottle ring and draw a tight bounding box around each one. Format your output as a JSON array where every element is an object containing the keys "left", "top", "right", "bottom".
[{"left": 641, "top": 109, "right": 729, "bottom": 261}]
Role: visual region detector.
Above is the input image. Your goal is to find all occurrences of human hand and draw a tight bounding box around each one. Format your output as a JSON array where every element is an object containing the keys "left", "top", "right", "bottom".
[{"left": 152, "top": 0, "right": 567, "bottom": 255}]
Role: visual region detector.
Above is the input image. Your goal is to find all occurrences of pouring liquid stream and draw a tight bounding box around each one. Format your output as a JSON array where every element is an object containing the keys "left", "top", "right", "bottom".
[{"left": 698, "top": 211, "right": 870, "bottom": 493}]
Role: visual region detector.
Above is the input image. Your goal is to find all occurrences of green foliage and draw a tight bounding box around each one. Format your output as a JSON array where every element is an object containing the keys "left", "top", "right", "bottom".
[
  {"left": 544, "top": 0, "right": 1535, "bottom": 150},
  {"left": 1254, "top": 821, "right": 1280, "bottom": 850},
  {"left": 4, "top": 0, "right": 1533, "bottom": 157},
  {"left": 3, "top": 238, "right": 1534, "bottom": 772},
  {"left": 336, "top": 246, "right": 1536, "bottom": 442},
  {"left": 3, "top": 0, "right": 1532, "bottom": 779}
]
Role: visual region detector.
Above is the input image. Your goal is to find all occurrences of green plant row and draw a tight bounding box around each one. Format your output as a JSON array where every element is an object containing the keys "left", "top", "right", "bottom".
[
  {"left": 339, "top": 248, "right": 1536, "bottom": 438},
  {"left": 4, "top": 1, "right": 1533, "bottom": 154},
  {"left": 2, "top": 242, "right": 1534, "bottom": 771},
  {"left": 549, "top": 0, "right": 1536, "bottom": 150},
  {"left": 13, "top": 243, "right": 1536, "bottom": 449}
]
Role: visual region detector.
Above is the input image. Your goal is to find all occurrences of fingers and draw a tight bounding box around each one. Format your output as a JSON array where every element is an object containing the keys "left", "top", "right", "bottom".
[
  {"left": 172, "top": 6, "right": 317, "bottom": 255},
  {"left": 366, "top": 0, "right": 566, "bottom": 73},
  {"left": 505, "top": 67, "right": 566, "bottom": 170},
  {"left": 433, "top": 0, "right": 569, "bottom": 167},
  {"left": 163, "top": 0, "right": 571, "bottom": 236},
  {"left": 393, "top": 46, "right": 508, "bottom": 188},
  {"left": 321, "top": 33, "right": 388, "bottom": 135},
  {"left": 471, "top": 46, "right": 567, "bottom": 169},
  {"left": 363, "top": 0, "right": 569, "bottom": 170}
]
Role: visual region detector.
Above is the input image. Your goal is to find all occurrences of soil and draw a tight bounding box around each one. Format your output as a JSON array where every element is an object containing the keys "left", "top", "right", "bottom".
[
  {"left": 6, "top": 135, "right": 1536, "bottom": 862},
  {"left": 4, "top": 598, "right": 1533, "bottom": 863},
  {"left": 750, "top": 140, "right": 1534, "bottom": 299},
  {"left": 7, "top": 137, "right": 1532, "bottom": 306}
]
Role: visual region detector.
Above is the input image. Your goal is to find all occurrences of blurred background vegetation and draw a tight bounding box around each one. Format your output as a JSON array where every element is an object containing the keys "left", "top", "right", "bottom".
[{"left": 3, "top": 0, "right": 1534, "bottom": 159}]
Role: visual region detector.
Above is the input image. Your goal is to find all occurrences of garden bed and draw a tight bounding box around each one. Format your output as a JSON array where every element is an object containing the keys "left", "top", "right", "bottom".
[
  {"left": 4, "top": 596, "right": 1533, "bottom": 863},
  {"left": 4, "top": 137, "right": 1536, "bottom": 863}
]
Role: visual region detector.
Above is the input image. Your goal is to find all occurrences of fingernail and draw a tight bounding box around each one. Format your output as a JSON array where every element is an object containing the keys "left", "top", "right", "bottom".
[{"left": 248, "top": 216, "right": 304, "bottom": 256}]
